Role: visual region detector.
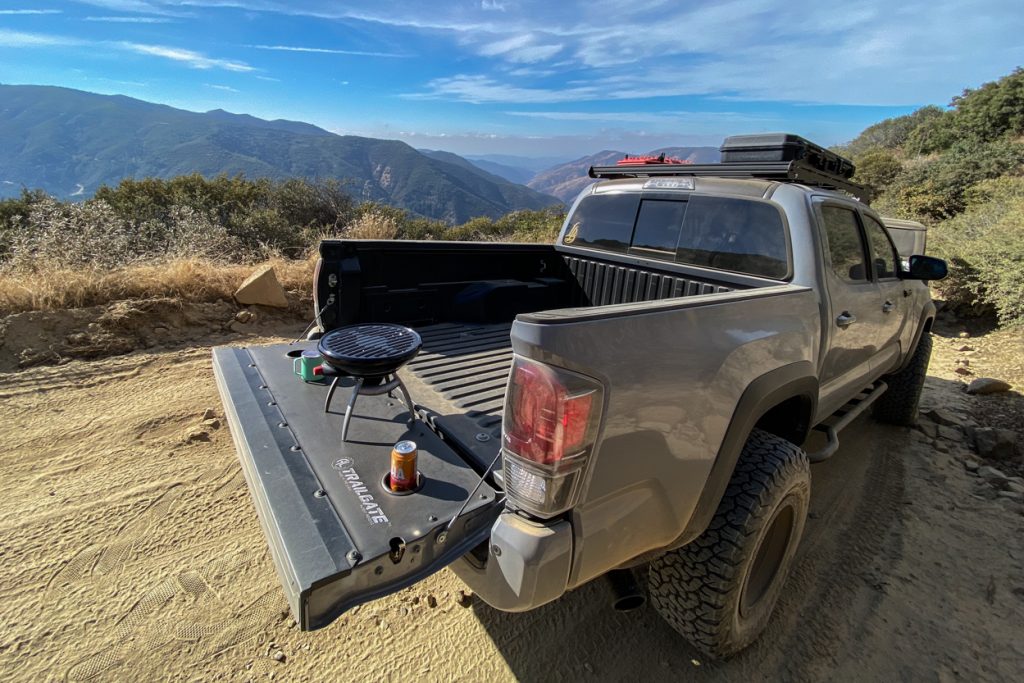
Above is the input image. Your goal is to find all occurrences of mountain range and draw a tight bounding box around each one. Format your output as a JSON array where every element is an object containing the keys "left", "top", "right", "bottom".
[
  {"left": 0, "top": 84, "right": 726, "bottom": 220},
  {"left": 0, "top": 84, "right": 559, "bottom": 223},
  {"left": 526, "top": 146, "right": 721, "bottom": 202}
]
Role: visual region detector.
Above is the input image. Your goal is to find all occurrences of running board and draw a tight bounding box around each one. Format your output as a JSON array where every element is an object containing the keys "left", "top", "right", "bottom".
[{"left": 806, "top": 381, "right": 888, "bottom": 463}]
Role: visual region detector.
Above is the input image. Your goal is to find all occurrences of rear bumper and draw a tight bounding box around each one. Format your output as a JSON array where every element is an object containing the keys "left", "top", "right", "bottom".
[
  {"left": 451, "top": 512, "right": 573, "bottom": 612},
  {"left": 213, "top": 344, "right": 501, "bottom": 630}
]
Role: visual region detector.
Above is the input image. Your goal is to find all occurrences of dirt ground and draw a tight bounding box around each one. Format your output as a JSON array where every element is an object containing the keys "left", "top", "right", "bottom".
[{"left": 1, "top": 305, "right": 1022, "bottom": 682}]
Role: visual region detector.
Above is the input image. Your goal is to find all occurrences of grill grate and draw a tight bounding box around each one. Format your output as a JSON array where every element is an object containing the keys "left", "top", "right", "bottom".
[{"left": 318, "top": 324, "right": 422, "bottom": 377}]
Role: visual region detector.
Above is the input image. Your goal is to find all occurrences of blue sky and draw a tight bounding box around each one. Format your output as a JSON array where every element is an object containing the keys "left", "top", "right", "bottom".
[{"left": 1, "top": 0, "right": 1022, "bottom": 159}]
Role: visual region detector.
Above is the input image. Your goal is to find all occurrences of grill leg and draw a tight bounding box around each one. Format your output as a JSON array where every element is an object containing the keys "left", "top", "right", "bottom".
[
  {"left": 393, "top": 375, "right": 416, "bottom": 425},
  {"left": 324, "top": 376, "right": 340, "bottom": 414},
  {"left": 341, "top": 378, "right": 364, "bottom": 442}
]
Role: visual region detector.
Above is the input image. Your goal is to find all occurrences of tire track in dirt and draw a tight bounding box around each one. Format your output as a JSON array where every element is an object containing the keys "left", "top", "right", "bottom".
[{"left": 2, "top": 334, "right": 1021, "bottom": 682}]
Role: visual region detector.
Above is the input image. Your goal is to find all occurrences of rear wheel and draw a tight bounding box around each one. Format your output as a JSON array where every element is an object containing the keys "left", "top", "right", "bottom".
[
  {"left": 873, "top": 332, "right": 932, "bottom": 426},
  {"left": 648, "top": 429, "right": 810, "bottom": 658}
]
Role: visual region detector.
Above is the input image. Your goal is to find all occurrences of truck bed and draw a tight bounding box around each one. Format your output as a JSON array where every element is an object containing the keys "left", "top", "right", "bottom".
[{"left": 401, "top": 322, "right": 512, "bottom": 473}]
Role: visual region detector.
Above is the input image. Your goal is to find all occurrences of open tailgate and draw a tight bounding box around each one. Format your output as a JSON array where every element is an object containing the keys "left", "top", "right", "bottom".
[{"left": 212, "top": 343, "right": 503, "bottom": 630}]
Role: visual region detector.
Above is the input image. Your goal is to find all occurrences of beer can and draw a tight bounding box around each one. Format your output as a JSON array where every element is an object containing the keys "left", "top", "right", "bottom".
[{"left": 390, "top": 440, "right": 418, "bottom": 492}]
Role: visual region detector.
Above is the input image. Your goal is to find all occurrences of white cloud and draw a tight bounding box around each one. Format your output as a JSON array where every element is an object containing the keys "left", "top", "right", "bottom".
[
  {"left": 119, "top": 42, "right": 254, "bottom": 71},
  {"left": 478, "top": 34, "right": 532, "bottom": 57},
  {"left": 504, "top": 110, "right": 776, "bottom": 125},
  {"left": 247, "top": 44, "right": 407, "bottom": 58},
  {"left": 0, "top": 9, "right": 63, "bottom": 14},
  {"left": 71, "top": 0, "right": 182, "bottom": 14},
  {"left": 84, "top": 16, "right": 175, "bottom": 23},
  {"left": 48, "top": 0, "right": 1024, "bottom": 108},
  {"left": 206, "top": 83, "right": 239, "bottom": 92},
  {"left": 0, "top": 29, "right": 253, "bottom": 73},
  {"left": 0, "top": 29, "right": 85, "bottom": 48},
  {"left": 405, "top": 75, "right": 599, "bottom": 104}
]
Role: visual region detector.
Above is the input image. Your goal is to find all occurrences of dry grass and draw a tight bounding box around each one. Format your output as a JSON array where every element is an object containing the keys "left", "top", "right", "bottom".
[
  {"left": 0, "top": 255, "right": 316, "bottom": 316},
  {"left": 343, "top": 209, "right": 400, "bottom": 240}
]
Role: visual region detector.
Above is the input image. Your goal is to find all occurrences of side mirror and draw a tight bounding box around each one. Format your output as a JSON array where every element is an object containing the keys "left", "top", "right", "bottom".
[{"left": 903, "top": 254, "right": 947, "bottom": 281}]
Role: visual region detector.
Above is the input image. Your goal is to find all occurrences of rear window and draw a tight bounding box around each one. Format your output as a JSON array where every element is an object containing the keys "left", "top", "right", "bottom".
[
  {"left": 563, "top": 193, "right": 789, "bottom": 279},
  {"left": 563, "top": 194, "right": 639, "bottom": 253}
]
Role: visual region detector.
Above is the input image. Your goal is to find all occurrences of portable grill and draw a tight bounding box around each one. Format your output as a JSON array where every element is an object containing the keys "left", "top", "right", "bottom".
[{"left": 318, "top": 323, "right": 422, "bottom": 441}]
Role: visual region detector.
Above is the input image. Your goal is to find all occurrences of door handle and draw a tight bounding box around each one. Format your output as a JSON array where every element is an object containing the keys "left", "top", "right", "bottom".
[
  {"left": 836, "top": 312, "right": 857, "bottom": 328},
  {"left": 882, "top": 300, "right": 895, "bottom": 313}
]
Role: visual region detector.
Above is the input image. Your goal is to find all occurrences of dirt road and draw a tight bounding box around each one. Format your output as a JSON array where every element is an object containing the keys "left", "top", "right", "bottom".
[{"left": 1, "top": 329, "right": 1022, "bottom": 681}]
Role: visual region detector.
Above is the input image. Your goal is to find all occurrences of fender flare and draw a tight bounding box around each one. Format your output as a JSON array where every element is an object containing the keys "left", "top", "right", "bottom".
[
  {"left": 675, "top": 361, "right": 819, "bottom": 546},
  {"left": 896, "top": 301, "right": 936, "bottom": 372}
]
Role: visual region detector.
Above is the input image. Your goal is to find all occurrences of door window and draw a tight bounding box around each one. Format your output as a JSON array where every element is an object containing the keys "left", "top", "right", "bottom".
[
  {"left": 821, "top": 206, "right": 869, "bottom": 283},
  {"left": 863, "top": 215, "right": 899, "bottom": 279}
]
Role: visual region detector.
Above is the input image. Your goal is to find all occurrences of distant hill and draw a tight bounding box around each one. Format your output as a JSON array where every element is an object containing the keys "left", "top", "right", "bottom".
[
  {"left": 527, "top": 147, "right": 720, "bottom": 202},
  {"left": 465, "top": 154, "right": 569, "bottom": 175},
  {"left": 0, "top": 85, "right": 559, "bottom": 223},
  {"left": 463, "top": 158, "right": 535, "bottom": 185},
  {"left": 417, "top": 149, "right": 529, "bottom": 185},
  {"left": 527, "top": 150, "right": 624, "bottom": 204}
]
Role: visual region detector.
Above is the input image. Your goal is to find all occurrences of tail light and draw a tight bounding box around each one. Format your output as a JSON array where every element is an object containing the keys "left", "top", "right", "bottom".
[{"left": 502, "top": 356, "right": 603, "bottom": 518}]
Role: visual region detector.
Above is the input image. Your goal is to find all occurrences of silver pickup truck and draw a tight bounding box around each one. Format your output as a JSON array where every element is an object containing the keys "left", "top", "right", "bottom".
[{"left": 213, "top": 135, "right": 947, "bottom": 657}]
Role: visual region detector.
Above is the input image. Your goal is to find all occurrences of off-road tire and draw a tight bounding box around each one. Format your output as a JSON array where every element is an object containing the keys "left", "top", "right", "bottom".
[
  {"left": 873, "top": 332, "right": 932, "bottom": 426},
  {"left": 648, "top": 429, "right": 810, "bottom": 658}
]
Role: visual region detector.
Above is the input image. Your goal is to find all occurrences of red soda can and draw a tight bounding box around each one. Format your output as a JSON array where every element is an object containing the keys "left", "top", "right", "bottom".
[{"left": 390, "top": 440, "right": 418, "bottom": 492}]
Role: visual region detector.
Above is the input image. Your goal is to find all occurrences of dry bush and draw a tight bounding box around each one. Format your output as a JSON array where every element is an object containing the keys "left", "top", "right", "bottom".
[
  {"left": 6, "top": 199, "right": 247, "bottom": 272},
  {"left": 0, "top": 256, "right": 316, "bottom": 316},
  {"left": 344, "top": 209, "right": 400, "bottom": 240}
]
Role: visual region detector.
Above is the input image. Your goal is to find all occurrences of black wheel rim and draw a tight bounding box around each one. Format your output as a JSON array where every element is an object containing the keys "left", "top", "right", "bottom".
[{"left": 740, "top": 500, "right": 796, "bottom": 618}]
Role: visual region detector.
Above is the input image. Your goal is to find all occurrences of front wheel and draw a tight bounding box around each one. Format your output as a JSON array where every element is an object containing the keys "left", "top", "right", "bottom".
[
  {"left": 648, "top": 429, "right": 810, "bottom": 658},
  {"left": 873, "top": 332, "right": 932, "bottom": 426}
]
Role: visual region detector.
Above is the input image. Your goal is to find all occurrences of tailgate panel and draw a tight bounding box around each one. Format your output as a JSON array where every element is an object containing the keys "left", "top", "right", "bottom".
[{"left": 213, "top": 343, "right": 501, "bottom": 630}]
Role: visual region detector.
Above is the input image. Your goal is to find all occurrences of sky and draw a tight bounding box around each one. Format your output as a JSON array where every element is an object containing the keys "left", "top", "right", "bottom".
[{"left": 1, "top": 0, "right": 1022, "bottom": 160}]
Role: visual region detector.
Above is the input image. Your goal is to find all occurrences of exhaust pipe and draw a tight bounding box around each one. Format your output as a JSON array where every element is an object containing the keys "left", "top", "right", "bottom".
[{"left": 607, "top": 569, "right": 646, "bottom": 612}]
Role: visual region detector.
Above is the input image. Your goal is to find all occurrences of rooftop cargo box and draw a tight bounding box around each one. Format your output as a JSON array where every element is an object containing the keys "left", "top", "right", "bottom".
[{"left": 720, "top": 133, "right": 855, "bottom": 179}]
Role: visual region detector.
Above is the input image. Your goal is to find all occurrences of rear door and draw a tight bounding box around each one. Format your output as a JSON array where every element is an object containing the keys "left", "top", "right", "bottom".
[
  {"left": 815, "top": 201, "right": 887, "bottom": 417},
  {"left": 861, "top": 213, "right": 907, "bottom": 372}
]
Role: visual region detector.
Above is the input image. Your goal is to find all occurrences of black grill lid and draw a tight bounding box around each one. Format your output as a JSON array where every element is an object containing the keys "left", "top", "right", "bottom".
[{"left": 317, "top": 324, "right": 422, "bottom": 377}]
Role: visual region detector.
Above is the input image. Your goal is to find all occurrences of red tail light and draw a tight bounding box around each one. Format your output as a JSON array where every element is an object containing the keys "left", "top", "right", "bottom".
[
  {"left": 505, "top": 361, "right": 594, "bottom": 465},
  {"left": 502, "top": 356, "right": 602, "bottom": 517}
]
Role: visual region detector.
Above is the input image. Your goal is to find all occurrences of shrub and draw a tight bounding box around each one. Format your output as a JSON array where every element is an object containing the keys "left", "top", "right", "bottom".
[
  {"left": 852, "top": 149, "right": 904, "bottom": 197},
  {"left": 878, "top": 137, "right": 1024, "bottom": 220},
  {"left": 930, "top": 176, "right": 1024, "bottom": 325}
]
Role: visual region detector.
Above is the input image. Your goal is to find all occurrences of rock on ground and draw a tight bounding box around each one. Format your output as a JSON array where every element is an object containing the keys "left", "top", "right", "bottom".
[
  {"left": 235, "top": 265, "right": 289, "bottom": 309},
  {"left": 974, "top": 428, "right": 1018, "bottom": 460},
  {"left": 966, "top": 378, "right": 1013, "bottom": 395}
]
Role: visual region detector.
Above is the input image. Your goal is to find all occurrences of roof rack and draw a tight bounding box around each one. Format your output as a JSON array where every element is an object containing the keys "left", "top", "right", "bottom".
[{"left": 588, "top": 159, "right": 872, "bottom": 202}]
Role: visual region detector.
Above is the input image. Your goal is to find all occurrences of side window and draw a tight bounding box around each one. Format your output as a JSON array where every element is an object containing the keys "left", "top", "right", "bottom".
[
  {"left": 562, "top": 194, "right": 640, "bottom": 253},
  {"left": 629, "top": 199, "right": 687, "bottom": 259},
  {"left": 863, "top": 215, "right": 899, "bottom": 279},
  {"left": 821, "top": 205, "right": 868, "bottom": 283}
]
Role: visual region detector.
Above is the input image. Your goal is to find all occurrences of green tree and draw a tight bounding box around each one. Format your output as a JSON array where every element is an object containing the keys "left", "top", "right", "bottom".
[{"left": 841, "top": 105, "right": 946, "bottom": 156}]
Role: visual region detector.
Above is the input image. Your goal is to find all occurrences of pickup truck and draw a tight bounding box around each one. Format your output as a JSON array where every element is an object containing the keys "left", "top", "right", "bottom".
[{"left": 212, "top": 135, "right": 947, "bottom": 657}]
